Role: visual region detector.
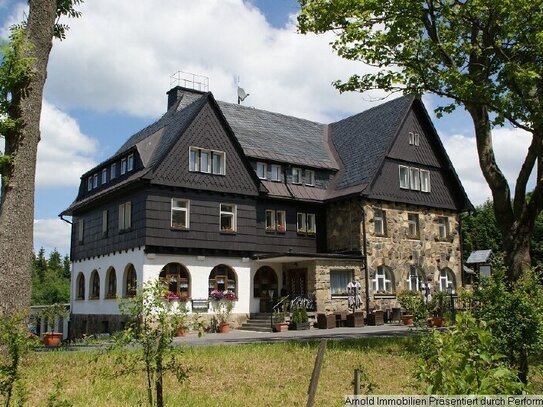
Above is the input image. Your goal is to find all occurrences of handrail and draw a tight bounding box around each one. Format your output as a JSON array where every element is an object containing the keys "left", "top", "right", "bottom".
[{"left": 271, "top": 295, "right": 290, "bottom": 331}]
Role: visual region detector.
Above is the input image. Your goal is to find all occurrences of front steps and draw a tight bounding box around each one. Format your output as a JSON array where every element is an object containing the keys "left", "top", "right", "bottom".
[{"left": 239, "top": 313, "right": 275, "bottom": 332}]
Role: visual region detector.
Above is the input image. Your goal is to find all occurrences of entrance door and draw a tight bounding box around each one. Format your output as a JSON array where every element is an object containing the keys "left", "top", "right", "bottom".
[
  {"left": 287, "top": 269, "right": 307, "bottom": 298},
  {"left": 253, "top": 266, "right": 278, "bottom": 312}
]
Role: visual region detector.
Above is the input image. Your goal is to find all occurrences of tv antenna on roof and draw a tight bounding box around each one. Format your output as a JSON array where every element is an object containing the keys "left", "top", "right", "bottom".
[{"left": 236, "top": 76, "right": 250, "bottom": 104}]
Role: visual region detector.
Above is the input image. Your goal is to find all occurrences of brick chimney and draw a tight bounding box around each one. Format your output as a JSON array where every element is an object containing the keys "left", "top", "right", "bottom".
[{"left": 166, "top": 86, "right": 206, "bottom": 111}]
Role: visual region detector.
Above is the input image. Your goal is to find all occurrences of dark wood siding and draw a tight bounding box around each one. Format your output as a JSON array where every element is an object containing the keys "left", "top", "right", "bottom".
[
  {"left": 71, "top": 191, "right": 146, "bottom": 261},
  {"left": 151, "top": 103, "right": 259, "bottom": 196}
]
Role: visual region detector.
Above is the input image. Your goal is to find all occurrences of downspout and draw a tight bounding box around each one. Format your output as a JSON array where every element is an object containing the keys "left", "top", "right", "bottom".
[{"left": 359, "top": 201, "right": 371, "bottom": 314}]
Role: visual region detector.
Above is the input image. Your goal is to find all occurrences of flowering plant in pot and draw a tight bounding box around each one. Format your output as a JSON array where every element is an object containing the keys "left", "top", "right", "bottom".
[
  {"left": 209, "top": 290, "right": 237, "bottom": 333},
  {"left": 39, "top": 303, "right": 68, "bottom": 347}
]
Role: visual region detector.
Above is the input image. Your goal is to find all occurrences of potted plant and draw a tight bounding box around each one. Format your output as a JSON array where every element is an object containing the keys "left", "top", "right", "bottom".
[
  {"left": 429, "top": 291, "right": 446, "bottom": 327},
  {"left": 289, "top": 305, "right": 310, "bottom": 330},
  {"left": 39, "top": 303, "right": 68, "bottom": 347},
  {"left": 209, "top": 289, "right": 237, "bottom": 333},
  {"left": 397, "top": 290, "right": 425, "bottom": 326},
  {"left": 273, "top": 307, "right": 289, "bottom": 332}
]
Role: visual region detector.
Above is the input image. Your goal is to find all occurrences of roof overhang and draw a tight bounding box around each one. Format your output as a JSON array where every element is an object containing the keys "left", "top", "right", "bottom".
[{"left": 253, "top": 252, "right": 364, "bottom": 264}]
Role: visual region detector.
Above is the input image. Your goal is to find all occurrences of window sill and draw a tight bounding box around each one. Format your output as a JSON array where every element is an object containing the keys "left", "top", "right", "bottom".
[
  {"left": 265, "top": 229, "right": 276, "bottom": 233},
  {"left": 304, "top": 184, "right": 315, "bottom": 187},
  {"left": 105, "top": 295, "right": 117, "bottom": 300},
  {"left": 75, "top": 298, "right": 85, "bottom": 301},
  {"left": 171, "top": 227, "right": 189, "bottom": 231},
  {"left": 220, "top": 230, "right": 237, "bottom": 235},
  {"left": 331, "top": 295, "right": 349, "bottom": 299},
  {"left": 119, "top": 228, "right": 132, "bottom": 234}
]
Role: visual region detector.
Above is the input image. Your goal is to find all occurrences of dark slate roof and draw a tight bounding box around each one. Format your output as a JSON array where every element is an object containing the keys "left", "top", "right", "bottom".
[
  {"left": 466, "top": 250, "right": 493, "bottom": 264},
  {"left": 217, "top": 101, "right": 337, "bottom": 170},
  {"left": 330, "top": 96, "right": 414, "bottom": 190}
]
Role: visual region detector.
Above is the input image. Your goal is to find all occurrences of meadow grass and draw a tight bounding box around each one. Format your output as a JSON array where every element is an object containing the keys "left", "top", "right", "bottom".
[{"left": 12, "top": 336, "right": 543, "bottom": 406}]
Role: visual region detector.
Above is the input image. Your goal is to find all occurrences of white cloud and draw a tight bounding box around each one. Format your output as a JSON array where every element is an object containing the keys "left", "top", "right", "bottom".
[
  {"left": 38, "top": 0, "right": 386, "bottom": 122},
  {"left": 37, "top": 100, "right": 98, "bottom": 187},
  {"left": 34, "top": 218, "right": 71, "bottom": 255},
  {"left": 442, "top": 127, "right": 533, "bottom": 206}
]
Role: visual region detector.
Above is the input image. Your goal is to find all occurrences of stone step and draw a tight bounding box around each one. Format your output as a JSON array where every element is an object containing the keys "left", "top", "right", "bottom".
[{"left": 238, "top": 325, "right": 273, "bottom": 333}]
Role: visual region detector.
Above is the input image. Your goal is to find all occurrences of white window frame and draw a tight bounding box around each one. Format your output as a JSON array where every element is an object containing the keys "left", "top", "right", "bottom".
[
  {"left": 121, "top": 158, "right": 127, "bottom": 175},
  {"left": 127, "top": 154, "right": 134, "bottom": 172},
  {"left": 220, "top": 203, "right": 237, "bottom": 232},
  {"left": 211, "top": 151, "right": 226, "bottom": 175},
  {"left": 407, "top": 267, "right": 424, "bottom": 291},
  {"left": 271, "top": 165, "right": 282, "bottom": 182},
  {"left": 256, "top": 162, "right": 267, "bottom": 179},
  {"left": 372, "top": 266, "right": 393, "bottom": 293},
  {"left": 439, "top": 269, "right": 456, "bottom": 292},
  {"left": 87, "top": 177, "right": 92, "bottom": 191},
  {"left": 374, "top": 209, "right": 386, "bottom": 236},
  {"left": 408, "top": 213, "right": 419, "bottom": 239},
  {"left": 110, "top": 163, "right": 116, "bottom": 180},
  {"left": 102, "top": 168, "right": 107, "bottom": 185},
  {"left": 119, "top": 201, "right": 132, "bottom": 231},
  {"left": 296, "top": 212, "right": 306, "bottom": 233},
  {"left": 292, "top": 168, "right": 302, "bottom": 184},
  {"left": 420, "top": 170, "right": 431, "bottom": 192},
  {"left": 305, "top": 169, "right": 315, "bottom": 186},
  {"left": 414, "top": 133, "right": 420, "bottom": 146},
  {"left": 171, "top": 198, "right": 190, "bottom": 229},
  {"left": 399, "top": 165, "right": 409, "bottom": 189},
  {"left": 189, "top": 147, "right": 226, "bottom": 175},
  {"left": 189, "top": 147, "right": 199, "bottom": 172},
  {"left": 200, "top": 150, "right": 211, "bottom": 173},
  {"left": 409, "top": 168, "right": 420, "bottom": 190},
  {"left": 102, "top": 210, "right": 108, "bottom": 236},
  {"left": 276, "top": 210, "right": 286, "bottom": 233},
  {"left": 307, "top": 213, "right": 316, "bottom": 234},
  {"left": 93, "top": 174, "right": 98, "bottom": 189},
  {"left": 265, "top": 209, "right": 276, "bottom": 231},
  {"left": 438, "top": 217, "right": 449, "bottom": 239}
]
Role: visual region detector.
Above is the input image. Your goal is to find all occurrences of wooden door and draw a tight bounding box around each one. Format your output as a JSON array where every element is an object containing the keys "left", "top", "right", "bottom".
[{"left": 287, "top": 268, "right": 307, "bottom": 298}]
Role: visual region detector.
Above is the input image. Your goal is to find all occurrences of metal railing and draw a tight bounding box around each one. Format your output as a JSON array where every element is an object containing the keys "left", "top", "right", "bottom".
[{"left": 271, "top": 295, "right": 290, "bottom": 331}]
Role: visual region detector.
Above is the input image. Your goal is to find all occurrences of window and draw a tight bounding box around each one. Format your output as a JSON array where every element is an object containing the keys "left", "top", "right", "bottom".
[
  {"left": 102, "top": 210, "right": 108, "bottom": 236},
  {"left": 372, "top": 266, "right": 393, "bottom": 293},
  {"left": 307, "top": 213, "right": 316, "bottom": 234},
  {"left": 125, "top": 265, "right": 137, "bottom": 298},
  {"left": 409, "top": 168, "right": 420, "bottom": 190},
  {"left": 160, "top": 263, "right": 190, "bottom": 299},
  {"left": 409, "top": 132, "right": 420, "bottom": 146},
  {"left": 93, "top": 174, "right": 98, "bottom": 188},
  {"left": 253, "top": 266, "right": 278, "bottom": 298},
  {"left": 374, "top": 209, "right": 386, "bottom": 236},
  {"left": 297, "top": 212, "right": 306, "bottom": 233},
  {"left": 189, "top": 147, "right": 226, "bottom": 175},
  {"left": 256, "top": 162, "right": 267, "bottom": 179},
  {"left": 265, "top": 209, "right": 276, "bottom": 231},
  {"left": 420, "top": 170, "right": 431, "bottom": 192},
  {"left": 90, "top": 270, "right": 100, "bottom": 300},
  {"left": 439, "top": 268, "right": 456, "bottom": 292},
  {"left": 276, "top": 210, "right": 286, "bottom": 232},
  {"left": 220, "top": 203, "right": 236, "bottom": 232},
  {"left": 408, "top": 214, "right": 419, "bottom": 239},
  {"left": 78, "top": 219, "right": 84, "bottom": 244},
  {"left": 171, "top": 199, "right": 189, "bottom": 229},
  {"left": 102, "top": 168, "right": 107, "bottom": 185},
  {"left": 121, "top": 158, "right": 127, "bottom": 175},
  {"left": 110, "top": 163, "right": 116, "bottom": 179},
  {"left": 292, "top": 167, "right": 302, "bottom": 184},
  {"left": 438, "top": 217, "right": 449, "bottom": 239},
  {"left": 76, "top": 273, "right": 85, "bottom": 300},
  {"left": 305, "top": 169, "right": 315, "bottom": 186},
  {"left": 119, "top": 201, "right": 132, "bottom": 231},
  {"left": 271, "top": 165, "right": 282, "bottom": 182},
  {"left": 209, "top": 264, "right": 237, "bottom": 296},
  {"left": 407, "top": 267, "right": 424, "bottom": 291},
  {"left": 399, "top": 165, "right": 409, "bottom": 189},
  {"left": 106, "top": 267, "right": 117, "bottom": 298},
  {"left": 87, "top": 177, "right": 92, "bottom": 191},
  {"left": 331, "top": 269, "right": 354, "bottom": 296},
  {"left": 127, "top": 154, "right": 134, "bottom": 172}
]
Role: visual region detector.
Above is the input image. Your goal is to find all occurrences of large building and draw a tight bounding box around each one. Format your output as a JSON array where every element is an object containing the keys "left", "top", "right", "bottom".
[{"left": 61, "top": 85, "right": 471, "bottom": 336}]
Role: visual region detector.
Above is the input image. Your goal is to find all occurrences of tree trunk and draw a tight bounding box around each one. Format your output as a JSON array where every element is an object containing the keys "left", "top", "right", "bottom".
[
  {"left": 156, "top": 356, "right": 163, "bottom": 407},
  {"left": 503, "top": 222, "right": 533, "bottom": 282},
  {"left": 0, "top": 0, "right": 57, "bottom": 315}
]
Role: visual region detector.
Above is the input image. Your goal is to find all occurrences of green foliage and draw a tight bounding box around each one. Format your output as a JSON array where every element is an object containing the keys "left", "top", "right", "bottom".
[
  {"left": 104, "top": 279, "right": 203, "bottom": 407},
  {"left": 461, "top": 200, "right": 503, "bottom": 259},
  {"left": 0, "top": 312, "right": 37, "bottom": 406},
  {"left": 417, "top": 313, "right": 524, "bottom": 394},
  {"left": 291, "top": 305, "right": 309, "bottom": 324},
  {"left": 38, "top": 303, "right": 68, "bottom": 335},
  {"left": 209, "top": 299, "right": 234, "bottom": 325},
  {"left": 31, "top": 249, "right": 70, "bottom": 306}
]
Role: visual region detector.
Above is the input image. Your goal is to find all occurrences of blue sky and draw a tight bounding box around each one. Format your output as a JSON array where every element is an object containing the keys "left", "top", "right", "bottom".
[{"left": 0, "top": 0, "right": 532, "bottom": 255}]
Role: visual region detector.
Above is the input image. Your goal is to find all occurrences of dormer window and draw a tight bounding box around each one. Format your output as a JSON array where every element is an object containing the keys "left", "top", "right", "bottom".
[
  {"left": 127, "top": 154, "right": 134, "bottom": 172},
  {"left": 102, "top": 168, "right": 107, "bottom": 185},
  {"left": 93, "top": 174, "right": 98, "bottom": 189},
  {"left": 292, "top": 168, "right": 302, "bottom": 184},
  {"left": 87, "top": 177, "right": 92, "bottom": 191},
  {"left": 271, "top": 165, "right": 282, "bottom": 182},
  {"left": 256, "top": 162, "right": 267, "bottom": 179},
  {"left": 110, "top": 163, "right": 116, "bottom": 180},
  {"left": 189, "top": 147, "right": 226, "bottom": 175},
  {"left": 305, "top": 170, "right": 315, "bottom": 186},
  {"left": 121, "top": 158, "right": 127, "bottom": 175}
]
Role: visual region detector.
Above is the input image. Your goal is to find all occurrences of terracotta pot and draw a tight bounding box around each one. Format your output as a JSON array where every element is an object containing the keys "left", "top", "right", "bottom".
[
  {"left": 432, "top": 317, "right": 444, "bottom": 328},
  {"left": 274, "top": 322, "right": 289, "bottom": 332},
  {"left": 218, "top": 322, "right": 230, "bottom": 333},
  {"left": 176, "top": 326, "right": 187, "bottom": 337},
  {"left": 401, "top": 315, "right": 414, "bottom": 326},
  {"left": 43, "top": 332, "right": 63, "bottom": 347}
]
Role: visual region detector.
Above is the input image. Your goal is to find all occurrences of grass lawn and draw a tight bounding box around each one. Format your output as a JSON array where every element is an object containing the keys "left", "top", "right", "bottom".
[{"left": 13, "top": 336, "right": 543, "bottom": 406}]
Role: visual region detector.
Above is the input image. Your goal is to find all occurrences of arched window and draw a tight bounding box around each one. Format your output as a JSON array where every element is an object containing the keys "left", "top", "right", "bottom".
[
  {"left": 372, "top": 266, "right": 394, "bottom": 293},
  {"left": 208, "top": 264, "right": 237, "bottom": 295},
  {"left": 90, "top": 270, "right": 100, "bottom": 300},
  {"left": 406, "top": 266, "right": 424, "bottom": 291},
  {"left": 76, "top": 273, "right": 85, "bottom": 300},
  {"left": 159, "top": 263, "right": 191, "bottom": 300},
  {"left": 439, "top": 268, "right": 456, "bottom": 291},
  {"left": 124, "top": 264, "right": 137, "bottom": 298},
  {"left": 253, "top": 266, "right": 278, "bottom": 298},
  {"left": 106, "top": 267, "right": 117, "bottom": 298}
]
